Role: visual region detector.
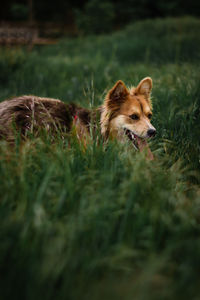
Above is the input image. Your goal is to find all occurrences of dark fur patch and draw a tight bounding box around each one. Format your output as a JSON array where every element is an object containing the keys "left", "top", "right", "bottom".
[{"left": 0, "top": 96, "right": 92, "bottom": 142}]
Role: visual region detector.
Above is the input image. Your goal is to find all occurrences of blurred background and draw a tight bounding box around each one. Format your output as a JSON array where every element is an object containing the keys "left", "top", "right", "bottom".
[{"left": 0, "top": 0, "right": 200, "bottom": 39}]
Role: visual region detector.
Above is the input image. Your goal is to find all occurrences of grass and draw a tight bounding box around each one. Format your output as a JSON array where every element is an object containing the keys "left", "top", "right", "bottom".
[{"left": 0, "top": 16, "right": 200, "bottom": 300}]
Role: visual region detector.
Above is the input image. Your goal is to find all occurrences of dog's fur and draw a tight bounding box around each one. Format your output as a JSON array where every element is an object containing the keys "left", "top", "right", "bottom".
[{"left": 0, "top": 77, "right": 156, "bottom": 154}]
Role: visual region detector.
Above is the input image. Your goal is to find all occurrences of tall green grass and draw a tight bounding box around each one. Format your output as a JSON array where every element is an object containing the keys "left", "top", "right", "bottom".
[{"left": 0, "top": 17, "right": 200, "bottom": 300}]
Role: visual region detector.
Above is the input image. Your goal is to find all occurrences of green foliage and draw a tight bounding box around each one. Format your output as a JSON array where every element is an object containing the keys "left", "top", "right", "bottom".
[
  {"left": 2, "top": 0, "right": 200, "bottom": 28},
  {"left": 0, "top": 17, "right": 200, "bottom": 300},
  {"left": 75, "top": 0, "right": 115, "bottom": 34},
  {"left": 10, "top": 3, "right": 28, "bottom": 20}
]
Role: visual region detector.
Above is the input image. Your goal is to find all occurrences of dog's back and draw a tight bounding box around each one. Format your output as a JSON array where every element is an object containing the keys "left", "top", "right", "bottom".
[
  {"left": 0, "top": 96, "right": 97, "bottom": 142},
  {"left": 0, "top": 96, "right": 74, "bottom": 141}
]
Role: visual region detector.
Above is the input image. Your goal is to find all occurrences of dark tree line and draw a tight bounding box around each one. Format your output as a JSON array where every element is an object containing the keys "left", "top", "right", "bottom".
[{"left": 1, "top": 0, "right": 200, "bottom": 33}]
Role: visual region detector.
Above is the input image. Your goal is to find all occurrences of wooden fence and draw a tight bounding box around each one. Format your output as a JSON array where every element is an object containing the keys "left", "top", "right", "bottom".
[{"left": 0, "top": 26, "right": 57, "bottom": 47}]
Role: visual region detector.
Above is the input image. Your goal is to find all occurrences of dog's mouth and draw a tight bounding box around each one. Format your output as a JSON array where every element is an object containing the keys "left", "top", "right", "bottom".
[{"left": 123, "top": 128, "right": 148, "bottom": 151}]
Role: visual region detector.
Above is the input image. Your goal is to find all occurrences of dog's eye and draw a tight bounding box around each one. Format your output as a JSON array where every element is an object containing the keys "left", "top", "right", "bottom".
[
  {"left": 148, "top": 113, "right": 152, "bottom": 119},
  {"left": 130, "top": 114, "right": 139, "bottom": 120}
]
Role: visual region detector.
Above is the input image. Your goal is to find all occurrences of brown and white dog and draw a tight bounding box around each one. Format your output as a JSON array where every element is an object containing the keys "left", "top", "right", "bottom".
[{"left": 0, "top": 77, "right": 156, "bottom": 156}]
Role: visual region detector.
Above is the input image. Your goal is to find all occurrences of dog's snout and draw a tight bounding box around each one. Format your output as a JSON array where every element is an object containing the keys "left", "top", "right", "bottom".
[{"left": 147, "top": 129, "right": 156, "bottom": 137}]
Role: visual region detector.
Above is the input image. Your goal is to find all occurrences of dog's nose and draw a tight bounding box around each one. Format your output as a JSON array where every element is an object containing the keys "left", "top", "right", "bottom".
[{"left": 147, "top": 129, "right": 156, "bottom": 137}]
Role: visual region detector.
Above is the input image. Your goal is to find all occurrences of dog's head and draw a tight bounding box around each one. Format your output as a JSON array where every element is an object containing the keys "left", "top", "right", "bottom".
[{"left": 101, "top": 77, "right": 156, "bottom": 151}]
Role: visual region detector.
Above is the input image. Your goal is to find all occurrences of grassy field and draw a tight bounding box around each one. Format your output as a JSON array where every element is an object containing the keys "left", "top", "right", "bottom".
[{"left": 0, "top": 17, "right": 200, "bottom": 300}]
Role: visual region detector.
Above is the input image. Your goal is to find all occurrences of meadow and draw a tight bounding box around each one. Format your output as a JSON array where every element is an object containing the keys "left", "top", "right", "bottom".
[{"left": 0, "top": 17, "right": 200, "bottom": 300}]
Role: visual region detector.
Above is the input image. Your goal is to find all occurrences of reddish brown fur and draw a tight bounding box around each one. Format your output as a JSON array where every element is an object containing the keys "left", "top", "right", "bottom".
[{"left": 101, "top": 78, "right": 154, "bottom": 138}]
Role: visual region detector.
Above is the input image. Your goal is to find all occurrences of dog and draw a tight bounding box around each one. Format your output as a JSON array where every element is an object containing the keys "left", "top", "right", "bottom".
[{"left": 0, "top": 77, "right": 156, "bottom": 156}]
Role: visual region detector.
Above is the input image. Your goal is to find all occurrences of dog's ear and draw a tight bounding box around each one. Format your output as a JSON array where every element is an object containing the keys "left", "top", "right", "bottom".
[
  {"left": 135, "top": 77, "right": 152, "bottom": 98},
  {"left": 107, "top": 80, "right": 129, "bottom": 107}
]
